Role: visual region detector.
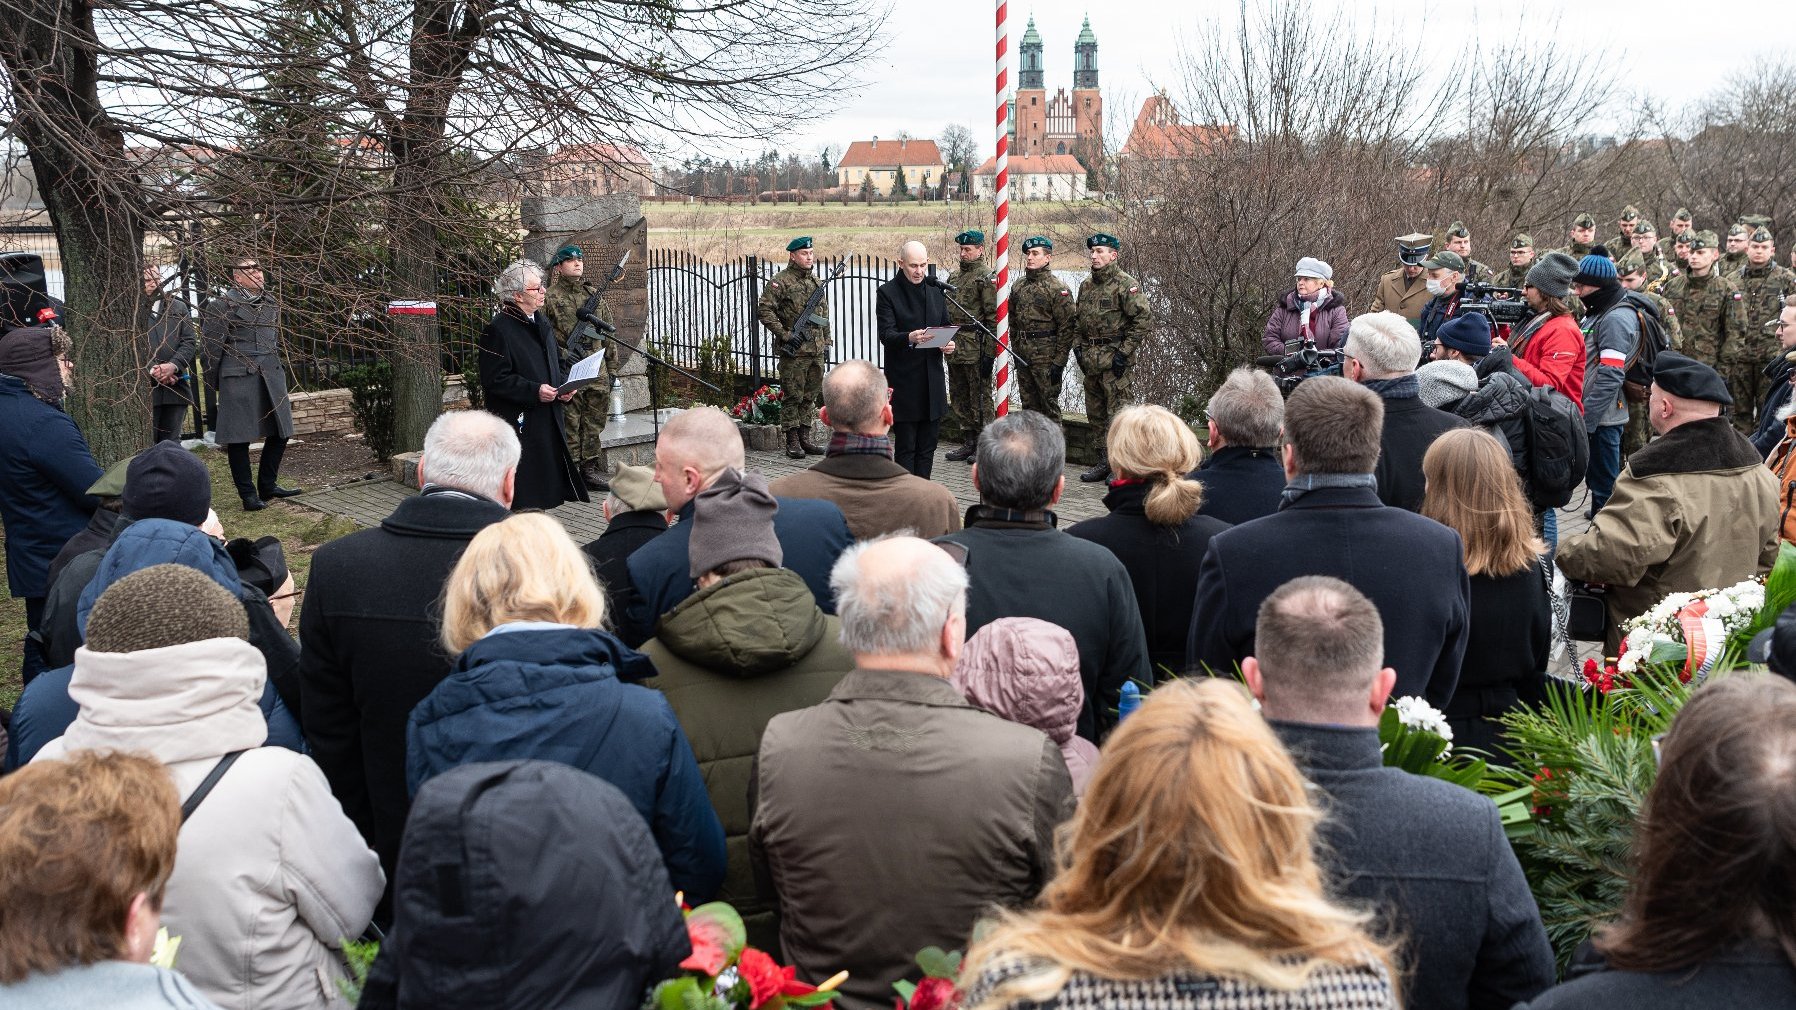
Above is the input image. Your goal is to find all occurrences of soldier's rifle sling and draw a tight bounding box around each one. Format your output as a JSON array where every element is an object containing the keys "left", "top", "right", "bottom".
[{"left": 782, "top": 261, "right": 845, "bottom": 356}]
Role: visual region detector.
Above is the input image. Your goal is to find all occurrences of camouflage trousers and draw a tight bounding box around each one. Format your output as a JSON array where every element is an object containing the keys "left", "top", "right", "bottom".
[
  {"left": 1076, "top": 341, "right": 1133, "bottom": 445},
  {"left": 947, "top": 368, "right": 995, "bottom": 439},
  {"left": 1728, "top": 358, "right": 1769, "bottom": 434},
  {"left": 1015, "top": 335, "right": 1071, "bottom": 422},
  {"left": 563, "top": 382, "right": 611, "bottom": 462},
  {"left": 778, "top": 353, "right": 824, "bottom": 429},
  {"left": 1622, "top": 398, "right": 1650, "bottom": 458}
]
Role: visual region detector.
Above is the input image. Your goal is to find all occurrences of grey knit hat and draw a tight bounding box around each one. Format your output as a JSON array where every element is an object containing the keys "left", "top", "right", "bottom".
[
  {"left": 84, "top": 564, "right": 248, "bottom": 653},
  {"left": 1415, "top": 360, "right": 1479, "bottom": 410},
  {"left": 1525, "top": 251, "right": 1580, "bottom": 299},
  {"left": 687, "top": 468, "right": 782, "bottom": 578}
]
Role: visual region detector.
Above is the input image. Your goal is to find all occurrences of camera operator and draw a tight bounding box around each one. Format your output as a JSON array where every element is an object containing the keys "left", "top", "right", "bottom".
[{"left": 1416, "top": 251, "right": 1467, "bottom": 346}]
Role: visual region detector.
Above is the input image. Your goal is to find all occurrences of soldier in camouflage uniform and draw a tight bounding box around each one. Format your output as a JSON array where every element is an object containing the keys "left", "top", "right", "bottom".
[
  {"left": 1629, "top": 222, "right": 1674, "bottom": 294},
  {"left": 1553, "top": 212, "right": 1598, "bottom": 261},
  {"left": 1659, "top": 208, "right": 1693, "bottom": 263},
  {"left": 541, "top": 245, "right": 615, "bottom": 492},
  {"left": 1493, "top": 234, "right": 1537, "bottom": 289},
  {"left": 756, "top": 235, "right": 829, "bottom": 458},
  {"left": 1011, "top": 236, "right": 1078, "bottom": 423},
  {"left": 1603, "top": 205, "right": 1642, "bottom": 259},
  {"left": 1664, "top": 230, "right": 1750, "bottom": 425},
  {"left": 1074, "top": 232, "right": 1151, "bottom": 483},
  {"left": 1722, "top": 222, "right": 1751, "bottom": 276},
  {"left": 1442, "top": 222, "right": 1494, "bottom": 284},
  {"left": 943, "top": 229, "right": 999, "bottom": 462},
  {"left": 1617, "top": 250, "right": 1685, "bottom": 455},
  {"left": 1735, "top": 225, "right": 1796, "bottom": 422}
]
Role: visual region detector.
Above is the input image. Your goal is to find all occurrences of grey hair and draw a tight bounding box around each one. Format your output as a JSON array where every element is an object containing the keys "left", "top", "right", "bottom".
[
  {"left": 975, "top": 410, "right": 1065, "bottom": 510},
  {"left": 421, "top": 410, "right": 521, "bottom": 499},
  {"left": 1343, "top": 311, "right": 1422, "bottom": 378},
  {"left": 494, "top": 260, "right": 544, "bottom": 304},
  {"left": 823, "top": 360, "right": 887, "bottom": 432},
  {"left": 1206, "top": 367, "right": 1284, "bottom": 447},
  {"left": 832, "top": 535, "right": 969, "bottom": 655}
]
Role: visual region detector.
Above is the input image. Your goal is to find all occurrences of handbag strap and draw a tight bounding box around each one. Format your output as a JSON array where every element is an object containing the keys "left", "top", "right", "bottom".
[{"left": 181, "top": 750, "right": 246, "bottom": 824}]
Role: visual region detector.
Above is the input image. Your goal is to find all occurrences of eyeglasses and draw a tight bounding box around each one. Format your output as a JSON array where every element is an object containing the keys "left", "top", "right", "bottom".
[{"left": 234, "top": 263, "right": 263, "bottom": 272}]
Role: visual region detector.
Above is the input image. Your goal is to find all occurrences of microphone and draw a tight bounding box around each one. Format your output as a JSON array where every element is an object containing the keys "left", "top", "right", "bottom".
[
  {"left": 575, "top": 308, "right": 616, "bottom": 333},
  {"left": 1254, "top": 355, "right": 1287, "bottom": 368},
  {"left": 923, "top": 275, "right": 954, "bottom": 290}
]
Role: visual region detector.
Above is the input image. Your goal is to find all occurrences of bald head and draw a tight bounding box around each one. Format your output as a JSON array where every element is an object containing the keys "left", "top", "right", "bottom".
[
  {"left": 900, "top": 241, "right": 929, "bottom": 285},
  {"left": 822, "top": 360, "right": 890, "bottom": 434},
  {"left": 831, "top": 535, "right": 968, "bottom": 672},
  {"left": 653, "top": 407, "right": 747, "bottom": 511}
]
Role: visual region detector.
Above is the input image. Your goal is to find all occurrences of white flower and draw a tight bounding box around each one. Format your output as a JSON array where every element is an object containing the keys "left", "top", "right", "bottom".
[{"left": 1392, "top": 696, "right": 1453, "bottom": 748}]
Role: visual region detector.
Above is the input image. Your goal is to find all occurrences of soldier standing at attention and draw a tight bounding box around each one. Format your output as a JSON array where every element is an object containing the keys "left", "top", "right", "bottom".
[
  {"left": 1074, "top": 233, "right": 1150, "bottom": 483},
  {"left": 1722, "top": 222, "right": 1752, "bottom": 276},
  {"left": 1660, "top": 208, "right": 1694, "bottom": 263},
  {"left": 1558, "top": 213, "right": 1598, "bottom": 260},
  {"left": 541, "top": 244, "right": 613, "bottom": 492},
  {"left": 1493, "top": 234, "right": 1537, "bottom": 289},
  {"left": 1442, "top": 222, "right": 1492, "bottom": 284},
  {"left": 943, "top": 229, "right": 998, "bottom": 464},
  {"left": 757, "top": 236, "right": 829, "bottom": 459},
  {"left": 202, "top": 256, "right": 298, "bottom": 512},
  {"left": 1603, "top": 206, "right": 1641, "bottom": 258},
  {"left": 1630, "top": 222, "right": 1672, "bottom": 293},
  {"left": 1736, "top": 225, "right": 1795, "bottom": 419},
  {"left": 1011, "top": 236, "right": 1078, "bottom": 423},
  {"left": 1369, "top": 234, "right": 1434, "bottom": 322},
  {"left": 1665, "top": 230, "right": 1750, "bottom": 415}
]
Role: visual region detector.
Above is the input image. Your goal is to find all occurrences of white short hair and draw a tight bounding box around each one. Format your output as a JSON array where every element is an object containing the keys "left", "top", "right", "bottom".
[
  {"left": 421, "top": 410, "right": 520, "bottom": 499},
  {"left": 494, "top": 260, "right": 543, "bottom": 303},
  {"left": 831, "top": 536, "right": 968, "bottom": 655},
  {"left": 1344, "top": 311, "right": 1422, "bottom": 378}
]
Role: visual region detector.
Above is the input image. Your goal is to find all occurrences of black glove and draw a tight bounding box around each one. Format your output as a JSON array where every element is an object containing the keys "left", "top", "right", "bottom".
[
  {"left": 1050, "top": 365, "right": 1065, "bottom": 384},
  {"left": 779, "top": 333, "right": 803, "bottom": 356},
  {"left": 1111, "top": 352, "right": 1129, "bottom": 378},
  {"left": 978, "top": 354, "right": 994, "bottom": 379}
]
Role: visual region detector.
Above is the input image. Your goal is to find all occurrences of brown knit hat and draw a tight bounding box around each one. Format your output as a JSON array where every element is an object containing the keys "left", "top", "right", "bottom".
[
  {"left": 84, "top": 564, "right": 249, "bottom": 653},
  {"left": 687, "top": 468, "right": 782, "bottom": 578}
]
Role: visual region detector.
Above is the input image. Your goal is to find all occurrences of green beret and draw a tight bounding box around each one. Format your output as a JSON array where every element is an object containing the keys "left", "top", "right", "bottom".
[
  {"left": 1512, "top": 234, "right": 1534, "bottom": 249},
  {"left": 1653, "top": 351, "right": 1732, "bottom": 405},
  {"left": 1086, "top": 233, "right": 1121, "bottom": 250},
  {"left": 1687, "top": 230, "right": 1720, "bottom": 251},
  {"left": 954, "top": 230, "right": 985, "bottom": 246},
  {"left": 1728, "top": 222, "right": 1749, "bottom": 237},
  {"left": 1572, "top": 213, "right": 1596, "bottom": 228},
  {"left": 1021, "top": 236, "right": 1053, "bottom": 252},
  {"left": 1753, "top": 227, "right": 1775, "bottom": 244},
  {"left": 1445, "top": 221, "right": 1470, "bottom": 238},
  {"left": 87, "top": 453, "right": 137, "bottom": 498},
  {"left": 547, "top": 244, "right": 582, "bottom": 268},
  {"left": 786, "top": 236, "right": 813, "bottom": 253}
]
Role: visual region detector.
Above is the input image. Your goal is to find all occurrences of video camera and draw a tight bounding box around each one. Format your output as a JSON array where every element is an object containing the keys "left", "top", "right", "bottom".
[
  {"left": 1456, "top": 281, "right": 1531, "bottom": 328},
  {"left": 1255, "top": 336, "right": 1345, "bottom": 396}
]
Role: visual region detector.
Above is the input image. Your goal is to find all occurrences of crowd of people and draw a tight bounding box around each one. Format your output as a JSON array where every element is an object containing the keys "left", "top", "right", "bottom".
[{"left": 2, "top": 204, "right": 1796, "bottom": 1010}]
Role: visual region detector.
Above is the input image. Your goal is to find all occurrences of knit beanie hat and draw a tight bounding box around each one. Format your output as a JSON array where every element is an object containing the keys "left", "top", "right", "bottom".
[
  {"left": 687, "top": 467, "right": 782, "bottom": 579},
  {"left": 1526, "top": 251, "right": 1580, "bottom": 299},
  {"left": 84, "top": 563, "right": 248, "bottom": 653},
  {"left": 123, "top": 441, "right": 212, "bottom": 524},
  {"left": 1436, "top": 314, "right": 1492, "bottom": 358},
  {"left": 1574, "top": 252, "right": 1619, "bottom": 289},
  {"left": 1415, "top": 360, "right": 1480, "bottom": 410}
]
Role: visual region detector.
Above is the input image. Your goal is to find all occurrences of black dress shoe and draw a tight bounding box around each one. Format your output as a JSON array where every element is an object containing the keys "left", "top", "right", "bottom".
[
  {"left": 260, "top": 485, "right": 303, "bottom": 499},
  {"left": 240, "top": 493, "right": 267, "bottom": 512}
]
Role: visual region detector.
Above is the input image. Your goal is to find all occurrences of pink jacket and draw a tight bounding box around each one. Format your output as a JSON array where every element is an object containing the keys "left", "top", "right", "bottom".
[
  {"left": 1263, "top": 288, "right": 1350, "bottom": 355},
  {"left": 953, "top": 617, "right": 1100, "bottom": 798}
]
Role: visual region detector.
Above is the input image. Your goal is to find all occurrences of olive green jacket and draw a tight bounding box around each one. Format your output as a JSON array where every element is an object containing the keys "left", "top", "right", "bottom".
[
  {"left": 1075, "top": 262, "right": 1151, "bottom": 358},
  {"left": 757, "top": 265, "right": 830, "bottom": 356}
]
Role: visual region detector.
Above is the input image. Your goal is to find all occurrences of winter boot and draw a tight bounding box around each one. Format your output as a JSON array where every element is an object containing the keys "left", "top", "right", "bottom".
[
  {"left": 797, "top": 426, "right": 825, "bottom": 456},
  {"left": 580, "top": 461, "right": 611, "bottom": 493},
  {"left": 1078, "top": 447, "right": 1112, "bottom": 483},
  {"left": 785, "top": 427, "right": 805, "bottom": 460},
  {"left": 945, "top": 433, "right": 978, "bottom": 463}
]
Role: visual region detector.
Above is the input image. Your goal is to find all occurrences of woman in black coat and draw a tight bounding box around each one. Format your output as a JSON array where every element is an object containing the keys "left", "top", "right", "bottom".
[
  {"left": 476, "top": 259, "right": 586, "bottom": 510},
  {"left": 1067, "top": 405, "right": 1230, "bottom": 674},
  {"left": 876, "top": 241, "right": 953, "bottom": 478}
]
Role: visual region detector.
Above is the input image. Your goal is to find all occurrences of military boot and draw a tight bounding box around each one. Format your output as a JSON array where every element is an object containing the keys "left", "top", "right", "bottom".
[
  {"left": 580, "top": 461, "right": 611, "bottom": 494},
  {"left": 945, "top": 433, "right": 978, "bottom": 462},
  {"left": 784, "top": 427, "right": 805, "bottom": 459},
  {"left": 1078, "top": 447, "right": 1111, "bottom": 483},
  {"left": 797, "top": 427, "right": 825, "bottom": 456}
]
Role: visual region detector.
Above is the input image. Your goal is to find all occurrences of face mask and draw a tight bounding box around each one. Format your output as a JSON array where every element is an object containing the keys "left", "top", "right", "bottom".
[{"left": 1426, "top": 278, "right": 1447, "bottom": 297}]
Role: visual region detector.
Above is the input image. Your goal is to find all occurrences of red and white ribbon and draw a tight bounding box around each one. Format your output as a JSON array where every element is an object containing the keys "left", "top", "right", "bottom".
[{"left": 386, "top": 300, "right": 438, "bottom": 316}]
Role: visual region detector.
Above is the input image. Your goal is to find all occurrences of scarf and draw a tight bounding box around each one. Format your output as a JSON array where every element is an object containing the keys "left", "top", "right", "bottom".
[
  {"left": 1361, "top": 374, "right": 1419, "bottom": 401},
  {"left": 889, "top": 271, "right": 929, "bottom": 325},
  {"left": 1579, "top": 281, "right": 1624, "bottom": 319},
  {"left": 1280, "top": 471, "right": 1378, "bottom": 507},
  {"left": 826, "top": 431, "right": 895, "bottom": 459}
]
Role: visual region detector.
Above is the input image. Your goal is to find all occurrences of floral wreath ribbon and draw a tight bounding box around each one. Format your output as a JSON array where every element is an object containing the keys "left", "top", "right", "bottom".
[{"left": 1675, "top": 598, "right": 1726, "bottom": 681}]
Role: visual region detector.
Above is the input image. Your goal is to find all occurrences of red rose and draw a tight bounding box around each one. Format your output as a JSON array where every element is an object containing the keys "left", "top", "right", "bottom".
[
  {"left": 909, "top": 977, "right": 957, "bottom": 1010},
  {"left": 737, "top": 948, "right": 784, "bottom": 1009}
]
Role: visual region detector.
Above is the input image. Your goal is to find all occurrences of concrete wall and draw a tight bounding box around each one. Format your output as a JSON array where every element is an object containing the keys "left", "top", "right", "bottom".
[{"left": 520, "top": 193, "right": 652, "bottom": 414}]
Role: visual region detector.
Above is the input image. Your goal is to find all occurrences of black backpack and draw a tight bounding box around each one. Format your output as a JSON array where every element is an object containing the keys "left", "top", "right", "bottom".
[
  {"left": 1618, "top": 291, "right": 1672, "bottom": 400},
  {"left": 1520, "top": 383, "right": 1589, "bottom": 510}
]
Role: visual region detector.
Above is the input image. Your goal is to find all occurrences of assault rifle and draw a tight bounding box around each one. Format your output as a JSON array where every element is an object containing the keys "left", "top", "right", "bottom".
[
  {"left": 780, "top": 261, "right": 843, "bottom": 356},
  {"left": 565, "top": 249, "right": 628, "bottom": 364}
]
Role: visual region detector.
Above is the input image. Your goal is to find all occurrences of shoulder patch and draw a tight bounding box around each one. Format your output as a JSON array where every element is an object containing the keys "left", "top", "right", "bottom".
[
  {"left": 1733, "top": 292, "right": 1742, "bottom": 299},
  {"left": 1059, "top": 289, "right": 1070, "bottom": 297},
  {"left": 769, "top": 281, "right": 780, "bottom": 288},
  {"left": 1129, "top": 286, "right": 1140, "bottom": 294}
]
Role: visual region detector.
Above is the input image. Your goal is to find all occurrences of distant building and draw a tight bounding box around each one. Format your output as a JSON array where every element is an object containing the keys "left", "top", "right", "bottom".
[
  {"left": 971, "top": 154, "right": 1089, "bottom": 202},
  {"left": 1005, "top": 16, "right": 1103, "bottom": 172},
  {"left": 835, "top": 138, "right": 944, "bottom": 196},
  {"left": 539, "top": 143, "right": 655, "bottom": 199},
  {"left": 1118, "top": 94, "right": 1234, "bottom": 162}
]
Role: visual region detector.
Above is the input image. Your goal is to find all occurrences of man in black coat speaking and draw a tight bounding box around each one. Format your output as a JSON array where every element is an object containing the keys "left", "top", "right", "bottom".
[{"left": 876, "top": 241, "right": 954, "bottom": 478}]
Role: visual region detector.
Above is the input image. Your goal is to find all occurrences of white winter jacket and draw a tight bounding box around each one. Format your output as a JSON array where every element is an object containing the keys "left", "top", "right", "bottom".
[{"left": 37, "top": 637, "right": 384, "bottom": 1010}]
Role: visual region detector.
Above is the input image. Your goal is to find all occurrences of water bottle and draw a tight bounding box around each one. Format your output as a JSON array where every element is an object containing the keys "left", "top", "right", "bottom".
[{"left": 1118, "top": 681, "right": 1142, "bottom": 722}]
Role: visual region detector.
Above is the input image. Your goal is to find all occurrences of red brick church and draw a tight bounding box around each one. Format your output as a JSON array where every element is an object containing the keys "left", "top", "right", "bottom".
[{"left": 1008, "top": 15, "right": 1103, "bottom": 171}]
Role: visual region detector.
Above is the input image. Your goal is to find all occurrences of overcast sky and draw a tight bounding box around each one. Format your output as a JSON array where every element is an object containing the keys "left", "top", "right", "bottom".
[{"left": 743, "top": 0, "right": 1787, "bottom": 162}]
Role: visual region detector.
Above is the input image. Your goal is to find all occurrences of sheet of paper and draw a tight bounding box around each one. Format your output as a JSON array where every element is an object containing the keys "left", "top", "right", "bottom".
[
  {"left": 916, "top": 325, "right": 959, "bottom": 349},
  {"left": 557, "top": 350, "right": 607, "bottom": 394}
]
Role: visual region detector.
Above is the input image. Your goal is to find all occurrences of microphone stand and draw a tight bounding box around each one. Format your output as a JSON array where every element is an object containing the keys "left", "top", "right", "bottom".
[
  {"left": 933, "top": 282, "right": 1032, "bottom": 369},
  {"left": 577, "top": 313, "right": 723, "bottom": 440}
]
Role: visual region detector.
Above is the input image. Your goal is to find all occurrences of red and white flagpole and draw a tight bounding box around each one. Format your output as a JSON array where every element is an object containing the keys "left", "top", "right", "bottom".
[{"left": 991, "top": 0, "right": 1013, "bottom": 417}]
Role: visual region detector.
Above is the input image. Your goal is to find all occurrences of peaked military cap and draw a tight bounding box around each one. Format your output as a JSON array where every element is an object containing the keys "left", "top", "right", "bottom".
[
  {"left": 1619, "top": 205, "right": 1641, "bottom": 221},
  {"left": 1086, "top": 233, "right": 1121, "bottom": 250},
  {"left": 1512, "top": 234, "right": 1534, "bottom": 249},
  {"left": 954, "top": 230, "right": 986, "bottom": 246},
  {"left": 1572, "top": 213, "right": 1597, "bottom": 228},
  {"left": 1021, "top": 236, "right": 1053, "bottom": 252},
  {"left": 1653, "top": 351, "right": 1732, "bottom": 405},
  {"left": 1396, "top": 233, "right": 1433, "bottom": 265},
  {"left": 548, "top": 244, "right": 583, "bottom": 267},
  {"left": 1752, "top": 227, "right": 1775, "bottom": 243},
  {"left": 1672, "top": 207, "right": 1693, "bottom": 223},
  {"left": 786, "top": 236, "right": 814, "bottom": 252},
  {"left": 1445, "top": 221, "right": 1470, "bottom": 238},
  {"left": 1687, "top": 230, "right": 1720, "bottom": 251}
]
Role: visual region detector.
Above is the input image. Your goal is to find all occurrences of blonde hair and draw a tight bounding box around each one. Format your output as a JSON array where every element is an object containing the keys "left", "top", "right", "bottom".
[
  {"left": 962, "top": 679, "right": 1395, "bottom": 1007},
  {"left": 1106, "top": 405, "right": 1204, "bottom": 525},
  {"left": 1420, "top": 428, "right": 1544, "bottom": 578},
  {"left": 440, "top": 513, "right": 606, "bottom": 654}
]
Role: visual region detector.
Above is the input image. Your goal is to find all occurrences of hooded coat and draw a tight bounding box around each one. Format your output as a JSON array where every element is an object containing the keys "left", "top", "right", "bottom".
[
  {"left": 35, "top": 635, "right": 383, "bottom": 1010},
  {"left": 638, "top": 566, "right": 854, "bottom": 947},
  {"left": 357, "top": 760, "right": 691, "bottom": 1010},
  {"left": 953, "top": 617, "right": 1099, "bottom": 798},
  {"left": 1262, "top": 287, "right": 1350, "bottom": 355},
  {"left": 405, "top": 626, "right": 727, "bottom": 901}
]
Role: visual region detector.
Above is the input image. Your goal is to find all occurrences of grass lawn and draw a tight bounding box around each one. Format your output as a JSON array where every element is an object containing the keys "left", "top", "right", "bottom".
[{"left": 0, "top": 446, "right": 361, "bottom": 711}]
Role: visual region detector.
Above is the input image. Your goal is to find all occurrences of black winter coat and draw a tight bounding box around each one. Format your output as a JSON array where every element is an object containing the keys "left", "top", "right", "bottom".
[
  {"left": 1066, "top": 482, "right": 1231, "bottom": 673},
  {"left": 358, "top": 760, "right": 691, "bottom": 1010},
  {"left": 1190, "top": 445, "right": 1286, "bottom": 526},
  {"left": 1187, "top": 485, "right": 1469, "bottom": 707},
  {"left": 1753, "top": 356, "right": 1794, "bottom": 458},
  {"left": 875, "top": 272, "right": 951, "bottom": 422},
  {"left": 298, "top": 489, "right": 511, "bottom": 908},
  {"left": 1517, "top": 942, "right": 1796, "bottom": 1010},
  {"left": 1376, "top": 394, "right": 1470, "bottom": 512},
  {"left": 582, "top": 509, "right": 667, "bottom": 640},
  {"left": 476, "top": 307, "right": 585, "bottom": 510},
  {"left": 1447, "top": 561, "right": 1550, "bottom": 755}
]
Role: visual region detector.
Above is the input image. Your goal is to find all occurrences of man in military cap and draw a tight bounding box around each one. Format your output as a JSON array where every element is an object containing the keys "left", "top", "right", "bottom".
[
  {"left": 943, "top": 229, "right": 998, "bottom": 463},
  {"left": 1629, "top": 222, "right": 1672, "bottom": 293},
  {"left": 1604, "top": 206, "right": 1642, "bottom": 257},
  {"left": 1723, "top": 223, "right": 1752, "bottom": 275},
  {"left": 1074, "top": 233, "right": 1151, "bottom": 483},
  {"left": 1736, "top": 224, "right": 1795, "bottom": 418},
  {"left": 541, "top": 244, "right": 614, "bottom": 491},
  {"left": 757, "top": 236, "right": 830, "bottom": 459},
  {"left": 1369, "top": 233, "right": 1434, "bottom": 322},
  {"left": 1672, "top": 230, "right": 1694, "bottom": 274},
  {"left": 1493, "top": 234, "right": 1537, "bottom": 289},
  {"left": 1442, "top": 222, "right": 1492, "bottom": 284},
  {"left": 1558, "top": 213, "right": 1597, "bottom": 260},
  {"left": 1011, "top": 235, "right": 1077, "bottom": 423},
  {"left": 1415, "top": 250, "right": 1467, "bottom": 345},
  {"left": 1660, "top": 208, "right": 1694, "bottom": 263},
  {"left": 1664, "top": 230, "right": 1749, "bottom": 423}
]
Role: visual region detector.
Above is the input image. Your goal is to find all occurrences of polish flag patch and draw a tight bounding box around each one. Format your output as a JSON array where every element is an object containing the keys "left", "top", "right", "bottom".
[
  {"left": 386, "top": 300, "right": 437, "bottom": 316},
  {"left": 1599, "top": 348, "right": 1628, "bottom": 368}
]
